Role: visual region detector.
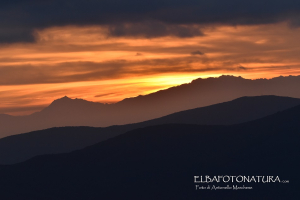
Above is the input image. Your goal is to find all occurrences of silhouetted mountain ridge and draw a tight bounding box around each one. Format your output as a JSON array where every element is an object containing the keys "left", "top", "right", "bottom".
[
  {"left": 0, "top": 99, "right": 299, "bottom": 199},
  {"left": 2, "top": 74, "right": 300, "bottom": 138},
  {"left": 1, "top": 95, "right": 300, "bottom": 164},
  {"left": 39, "top": 96, "right": 107, "bottom": 114},
  {"left": 140, "top": 95, "right": 300, "bottom": 126}
]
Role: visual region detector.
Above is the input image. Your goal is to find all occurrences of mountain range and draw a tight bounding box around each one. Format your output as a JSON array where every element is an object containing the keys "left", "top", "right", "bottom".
[
  {"left": 1, "top": 95, "right": 299, "bottom": 164},
  {"left": 0, "top": 97, "right": 299, "bottom": 199},
  {"left": 2, "top": 75, "right": 300, "bottom": 138}
]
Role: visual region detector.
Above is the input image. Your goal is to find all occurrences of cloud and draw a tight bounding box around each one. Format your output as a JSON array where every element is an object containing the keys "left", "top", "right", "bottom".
[
  {"left": 1, "top": 0, "right": 300, "bottom": 43},
  {"left": 0, "top": 56, "right": 224, "bottom": 85},
  {"left": 237, "top": 66, "right": 248, "bottom": 70},
  {"left": 1, "top": 22, "right": 300, "bottom": 86},
  {"left": 94, "top": 92, "right": 116, "bottom": 98},
  {"left": 108, "top": 22, "right": 204, "bottom": 38},
  {"left": 0, "top": 28, "right": 35, "bottom": 43},
  {"left": 190, "top": 50, "right": 204, "bottom": 55}
]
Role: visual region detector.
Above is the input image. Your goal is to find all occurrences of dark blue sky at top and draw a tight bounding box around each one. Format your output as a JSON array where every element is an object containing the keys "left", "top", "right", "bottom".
[{"left": 1, "top": 0, "right": 300, "bottom": 43}]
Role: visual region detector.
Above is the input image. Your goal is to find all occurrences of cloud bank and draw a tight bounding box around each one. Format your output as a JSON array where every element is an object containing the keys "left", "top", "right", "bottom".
[{"left": 1, "top": 0, "right": 300, "bottom": 42}]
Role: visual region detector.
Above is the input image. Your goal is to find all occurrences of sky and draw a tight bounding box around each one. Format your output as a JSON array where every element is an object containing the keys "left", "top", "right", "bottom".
[{"left": 2, "top": 0, "right": 300, "bottom": 115}]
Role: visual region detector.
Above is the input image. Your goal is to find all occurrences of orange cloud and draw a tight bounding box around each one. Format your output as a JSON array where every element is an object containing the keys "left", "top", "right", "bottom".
[{"left": 1, "top": 22, "right": 300, "bottom": 115}]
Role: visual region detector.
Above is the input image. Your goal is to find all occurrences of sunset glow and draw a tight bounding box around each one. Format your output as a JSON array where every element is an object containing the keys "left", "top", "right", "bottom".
[{"left": 2, "top": 22, "right": 300, "bottom": 115}]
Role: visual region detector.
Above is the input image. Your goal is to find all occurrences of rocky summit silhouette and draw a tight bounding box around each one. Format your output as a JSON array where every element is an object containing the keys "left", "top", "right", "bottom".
[
  {"left": 2, "top": 75, "right": 300, "bottom": 138},
  {"left": 0, "top": 95, "right": 300, "bottom": 164},
  {"left": 0, "top": 100, "right": 299, "bottom": 199}
]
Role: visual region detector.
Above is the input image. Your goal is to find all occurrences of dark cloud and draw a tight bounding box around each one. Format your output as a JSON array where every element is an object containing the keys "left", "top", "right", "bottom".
[
  {"left": 0, "top": 28, "right": 35, "bottom": 43},
  {"left": 0, "top": 57, "right": 221, "bottom": 85},
  {"left": 190, "top": 50, "right": 204, "bottom": 55},
  {"left": 226, "top": 66, "right": 249, "bottom": 71},
  {"left": 108, "top": 22, "right": 204, "bottom": 38},
  {"left": 0, "top": 61, "right": 126, "bottom": 85},
  {"left": 237, "top": 66, "right": 248, "bottom": 70},
  {"left": 94, "top": 92, "right": 118, "bottom": 98},
  {"left": 1, "top": 0, "right": 300, "bottom": 43}
]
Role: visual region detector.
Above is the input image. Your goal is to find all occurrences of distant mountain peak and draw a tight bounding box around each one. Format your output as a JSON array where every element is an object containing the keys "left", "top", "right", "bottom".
[
  {"left": 219, "top": 75, "right": 244, "bottom": 79},
  {"left": 46, "top": 96, "right": 85, "bottom": 109},
  {"left": 57, "top": 96, "right": 72, "bottom": 101},
  {"left": 39, "top": 96, "right": 106, "bottom": 114},
  {"left": 51, "top": 96, "right": 73, "bottom": 104},
  {"left": 55, "top": 96, "right": 87, "bottom": 102},
  {"left": 190, "top": 74, "right": 243, "bottom": 84},
  {"left": 62, "top": 95, "right": 71, "bottom": 99}
]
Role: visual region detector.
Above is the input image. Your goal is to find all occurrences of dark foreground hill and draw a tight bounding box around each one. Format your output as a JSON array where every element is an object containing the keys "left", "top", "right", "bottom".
[
  {"left": 1, "top": 95, "right": 300, "bottom": 164},
  {"left": 2, "top": 75, "right": 300, "bottom": 138},
  {"left": 0, "top": 102, "right": 299, "bottom": 199}
]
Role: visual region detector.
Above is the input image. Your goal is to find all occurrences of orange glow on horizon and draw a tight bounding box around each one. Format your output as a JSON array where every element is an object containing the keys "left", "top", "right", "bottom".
[
  {"left": 2, "top": 22, "right": 300, "bottom": 115},
  {"left": 2, "top": 72, "right": 298, "bottom": 116}
]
